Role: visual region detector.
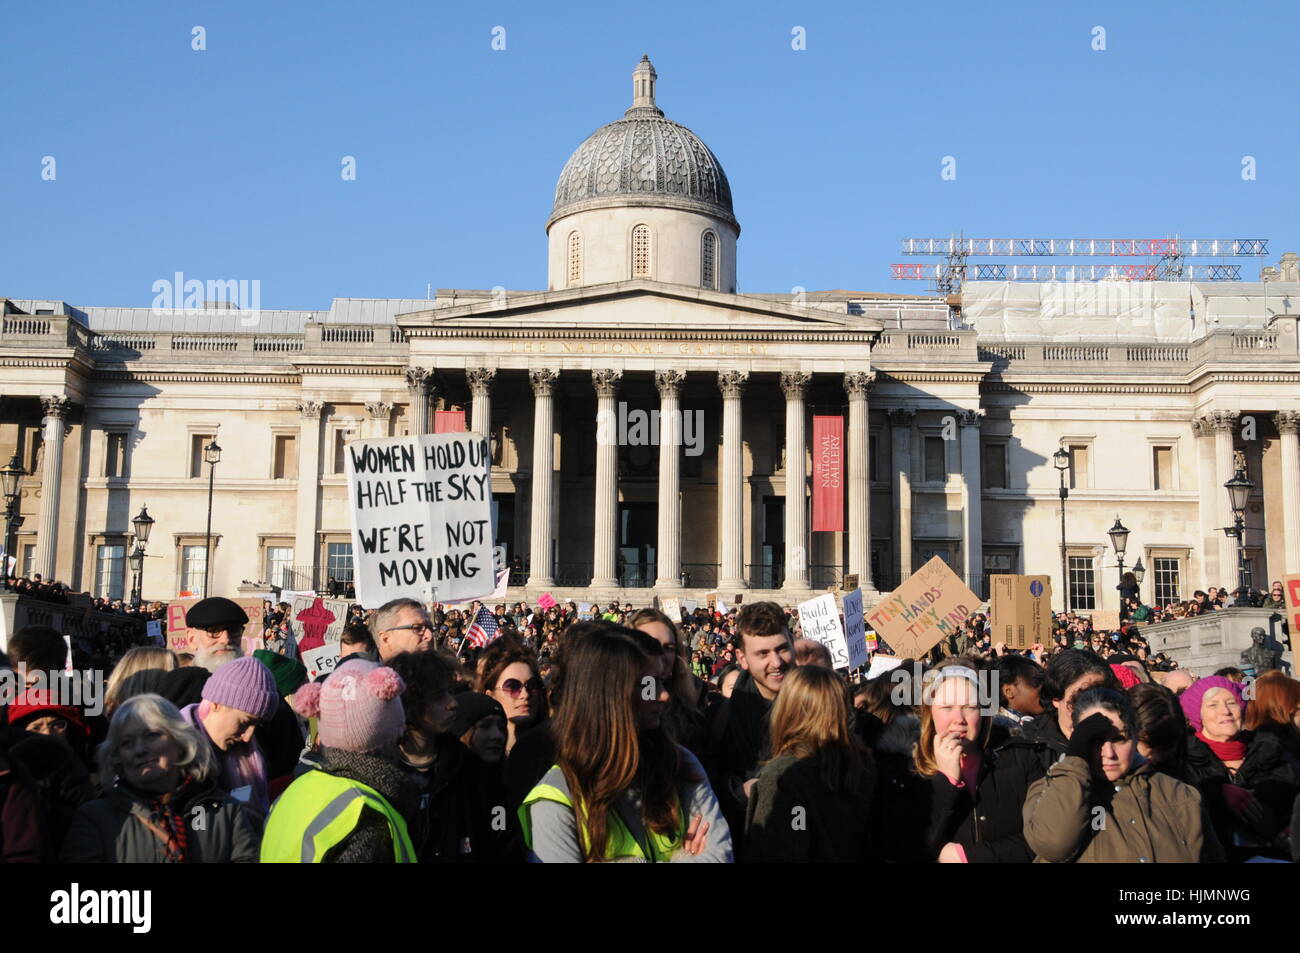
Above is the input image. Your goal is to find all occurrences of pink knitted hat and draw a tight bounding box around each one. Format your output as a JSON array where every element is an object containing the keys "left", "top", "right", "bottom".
[{"left": 291, "top": 661, "right": 405, "bottom": 753}]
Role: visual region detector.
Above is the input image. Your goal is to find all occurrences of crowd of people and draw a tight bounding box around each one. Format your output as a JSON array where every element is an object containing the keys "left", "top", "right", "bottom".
[{"left": 1, "top": 580, "right": 1296, "bottom": 864}]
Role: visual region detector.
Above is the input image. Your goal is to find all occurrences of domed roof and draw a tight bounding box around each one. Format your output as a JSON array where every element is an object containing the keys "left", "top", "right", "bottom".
[{"left": 548, "top": 56, "right": 738, "bottom": 232}]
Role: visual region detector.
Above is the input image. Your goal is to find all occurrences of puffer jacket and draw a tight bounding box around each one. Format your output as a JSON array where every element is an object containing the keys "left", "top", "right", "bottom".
[
  {"left": 1024, "top": 755, "right": 1224, "bottom": 863},
  {"left": 60, "top": 778, "right": 261, "bottom": 862}
]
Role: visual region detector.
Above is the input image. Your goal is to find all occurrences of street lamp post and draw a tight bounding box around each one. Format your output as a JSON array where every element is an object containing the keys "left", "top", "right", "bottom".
[
  {"left": 1, "top": 454, "right": 27, "bottom": 590},
  {"left": 203, "top": 440, "right": 221, "bottom": 598},
  {"left": 1108, "top": 516, "right": 1130, "bottom": 611},
  {"left": 1053, "top": 447, "right": 1070, "bottom": 611},
  {"left": 1223, "top": 466, "right": 1253, "bottom": 606},
  {"left": 129, "top": 504, "right": 155, "bottom": 608}
]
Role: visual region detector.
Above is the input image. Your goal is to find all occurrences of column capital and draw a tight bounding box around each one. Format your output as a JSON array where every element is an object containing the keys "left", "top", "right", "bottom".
[
  {"left": 404, "top": 366, "right": 433, "bottom": 394},
  {"left": 1275, "top": 410, "right": 1300, "bottom": 435},
  {"left": 957, "top": 408, "right": 984, "bottom": 429},
  {"left": 1199, "top": 410, "right": 1240, "bottom": 434},
  {"left": 887, "top": 407, "right": 915, "bottom": 426},
  {"left": 843, "top": 371, "right": 875, "bottom": 398},
  {"left": 297, "top": 399, "right": 323, "bottom": 419},
  {"left": 779, "top": 371, "right": 810, "bottom": 399},
  {"left": 40, "top": 395, "right": 73, "bottom": 419},
  {"left": 591, "top": 368, "right": 623, "bottom": 397},
  {"left": 529, "top": 368, "right": 559, "bottom": 397},
  {"left": 717, "top": 369, "right": 748, "bottom": 398},
  {"left": 365, "top": 400, "right": 393, "bottom": 419},
  {"left": 655, "top": 369, "right": 686, "bottom": 398},
  {"left": 466, "top": 367, "right": 496, "bottom": 397}
]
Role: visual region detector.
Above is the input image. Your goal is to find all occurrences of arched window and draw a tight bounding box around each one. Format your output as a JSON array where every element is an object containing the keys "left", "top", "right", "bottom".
[
  {"left": 701, "top": 231, "right": 717, "bottom": 290},
  {"left": 567, "top": 231, "right": 582, "bottom": 286},
  {"left": 632, "top": 224, "right": 651, "bottom": 278}
]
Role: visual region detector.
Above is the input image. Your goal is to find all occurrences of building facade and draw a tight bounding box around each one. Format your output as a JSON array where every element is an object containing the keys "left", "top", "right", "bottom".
[{"left": 3, "top": 57, "right": 1299, "bottom": 611}]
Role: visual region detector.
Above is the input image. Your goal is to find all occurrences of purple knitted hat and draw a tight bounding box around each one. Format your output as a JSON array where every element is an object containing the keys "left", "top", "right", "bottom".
[
  {"left": 290, "top": 661, "right": 406, "bottom": 753},
  {"left": 1179, "top": 676, "right": 1244, "bottom": 732},
  {"left": 200, "top": 656, "right": 280, "bottom": 721}
]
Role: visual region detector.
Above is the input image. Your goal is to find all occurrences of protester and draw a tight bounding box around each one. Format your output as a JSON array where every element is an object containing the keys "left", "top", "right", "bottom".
[
  {"left": 185, "top": 597, "right": 251, "bottom": 674},
  {"left": 477, "top": 639, "right": 548, "bottom": 756},
  {"left": 1129, "top": 682, "right": 1190, "bottom": 779},
  {"left": 1020, "top": 650, "right": 1122, "bottom": 771},
  {"left": 61, "top": 694, "right": 260, "bottom": 862},
  {"left": 1237, "top": 672, "right": 1300, "bottom": 855},
  {"left": 792, "top": 638, "right": 833, "bottom": 669},
  {"left": 993, "top": 654, "right": 1046, "bottom": 729},
  {"left": 628, "top": 607, "right": 707, "bottom": 755},
  {"left": 5, "top": 625, "right": 68, "bottom": 689},
  {"left": 451, "top": 692, "right": 509, "bottom": 767},
  {"left": 104, "top": 646, "right": 178, "bottom": 715},
  {"left": 519, "top": 625, "right": 731, "bottom": 862},
  {"left": 744, "top": 665, "right": 874, "bottom": 862},
  {"left": 370, "top": 598, "right": 434, "bottom": 661}
]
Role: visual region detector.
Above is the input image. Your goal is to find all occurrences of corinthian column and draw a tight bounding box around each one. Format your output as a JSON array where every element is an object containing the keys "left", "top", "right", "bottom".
[
  {"left": 295, "top": 400, "right": 323, "bottom": 583},
  {"left": 718, "top": 370, "right": 749, "bottom": 590},
  {"left": 655, "top": 370, "right": 685, "bottom": 589},
  {"left": 35, "top": 396, "right": 72, "bottom": 580},
  {"left": 405, "top": 367, "right": 432, "bottom": 435},
  {"left": 1206, "top": 410, "right": 1241, "bottom": 586},
  {"left": 1276, "top": 411, "right": 1300, "bottom": 573},
  {"left": 527, "top": 369, "right": 559, "bottom": 589},
  {"left": 466, "top": 367, "right": 495, "bottom": 437},
  {"left": 592, "top": 369, "right": 622, "bottom": 589},
  {"left": 781, "top": 372, "right": 811, "bottom": 592},
  {"left": 889, "top": 408, "right": 915, "bottom": 587},
  {"left": 844, "top": 372, "right": 875, "bottom": 588}
]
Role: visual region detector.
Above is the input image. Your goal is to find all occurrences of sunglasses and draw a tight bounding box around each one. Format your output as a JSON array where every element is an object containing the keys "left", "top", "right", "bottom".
[{"left": 497, "top": 676, "right": 544, "bottom": 697}]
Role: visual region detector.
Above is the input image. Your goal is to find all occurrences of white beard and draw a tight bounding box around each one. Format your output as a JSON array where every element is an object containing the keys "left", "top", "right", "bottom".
[{"left": 195, "top": 645, "right": 241, "bottom": 673}]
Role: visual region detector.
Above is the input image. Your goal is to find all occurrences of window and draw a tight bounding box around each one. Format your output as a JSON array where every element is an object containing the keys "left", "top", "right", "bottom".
[
  {"left": 1068, "top": 555, "right": 1096, "bottom": 610},
  {"left": 701, "top": 231, "right": 717, "bottom": 289},
  {"left": 94, "top": 544, "right": 125, "bottom": 600},
  {"left": 1152, "top": 446, "right": 1173, "bottom": 491},
  {"left": 327, "top": 542, "right": 354, "bottom": 585},
  {"left": 567, "top": 231, "right": 582, "bottom": 286},
  {"left": 983, "top": 548, "right": 1016, "bottom": 577},
  {"left": 923, "top": 436, "right": 946, "bottom": 483},
  {"left": 266, "top": 546, "right": 294, "bottom": 589},
  {"left": 632, "top": 224, "right": 651, "bottom": 278},
  {"left": 181, "top": 545, "right": 208, "bottom": 597},
  {"left": 106, "top": 433, "right": 128, "bottom": 479},
  {"left": 190, "top": 434, "right": 215, "bottom": 478},
  {"left": 1153, "top": 556, "right": 1181, "bottom": 605},
  {"left": 981, "top": 442, "right": 1007, "bottom": 489},
  {"left": 1067, "top": 444, "right": 1089, "bottom": 490},
  {"left": 21, "top": 544, "right": 35, "bottom": 577},
  {"left": 273, "top": 434, "right": 298, "bottom": 480},
  {"left": 332, "top": 426, "right": 359, "bottom": 474},
  {"left": 869, "top": 434, "right": 878, "bottom": 483}
]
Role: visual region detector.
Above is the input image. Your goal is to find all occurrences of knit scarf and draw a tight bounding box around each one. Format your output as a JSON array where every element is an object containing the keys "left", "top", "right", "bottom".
[
  {"left": 129, "top": 779, "right": 193, "bottom": 862},
  {"left": 1196, "top": 731, "right": 1247, "bottom": 763}
]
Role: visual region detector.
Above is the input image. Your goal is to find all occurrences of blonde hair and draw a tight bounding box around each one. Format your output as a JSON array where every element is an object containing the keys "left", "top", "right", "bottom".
[
  {"left": 98, "top": 694, "right": 215, "bottom": 786},
  {"left": 767, "top": 665, "right": 870, "bottom": 794},
  {"left": 914, "top": 657, "right": 992, "bottom": 777},
  {"left": 105, "top": 646, "right": 178, "bottom": 713}
]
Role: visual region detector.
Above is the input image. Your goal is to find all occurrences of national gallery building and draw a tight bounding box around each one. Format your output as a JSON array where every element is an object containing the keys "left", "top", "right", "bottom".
[{"left": 3, "top": 57, "right": 1299, "bottom": 612}]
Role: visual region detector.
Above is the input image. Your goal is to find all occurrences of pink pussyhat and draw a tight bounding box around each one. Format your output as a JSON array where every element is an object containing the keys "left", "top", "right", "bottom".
[{"left": 291, "top": 661, "right": 405, "bottom": 753}]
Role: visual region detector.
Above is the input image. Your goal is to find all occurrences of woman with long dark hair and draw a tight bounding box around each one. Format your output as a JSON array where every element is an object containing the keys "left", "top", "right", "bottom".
[
  {"left": 627, "top": 607, "right": 707, "bottom": 755},
  {"left": 519, "top": 625, "right": 731, "bottom": 862}
]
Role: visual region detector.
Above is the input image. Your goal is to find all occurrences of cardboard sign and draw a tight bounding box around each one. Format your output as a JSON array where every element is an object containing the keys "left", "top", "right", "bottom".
[
  {"left": 989, "top": 575, "right": 1053, "bottom": 649},
  {"left": 291, "top": 596, "right": 349, "bottom": 643},
  {"left": 146, "top": 620, "right": 164, "bottom": 646},
  {"left": 1088, "top": 609, "right": 1121, "bottom": 633},
  {"left": 842, "top": 589, "right": 869, "bottom": 671},
  {"left": 346, "top": 433, "right": 494, "bottom": 607},
  {"left": 843, "top": 573, "right": 859, "bottom": 591},
  {"left": 798, "top": 593, "right": 850, "bottom": 669},
  {"left": 865, "top": 556, "right": 979, "bottom": 660},
  {"left": 165, "top": 598, "right": 201, "bottom": 652},
  {"left": 301, "top": 642, "right": 342, "bottom": 681},
  {"left": 705, "top": 591, "right": 718, "bottom": 611},
  {"left": 1284, "top": 574, "right": 1300, "bottom": 633},
  {"left": 234, "top": 598, "right": 269, "bottom": 644},
  {"left": 241, "top": 636, "right": 265, "bottom": 657},
  {"left": 537, "top": 592, "right": 557, "bottom": 610},
  {"left": 660, "top": 597, "right": 682, "bottom": 622}
]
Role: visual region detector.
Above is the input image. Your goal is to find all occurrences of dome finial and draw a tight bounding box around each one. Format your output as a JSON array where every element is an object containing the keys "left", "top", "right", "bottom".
[{"left": 626, "top": 55, "right": 663, "bottom": 118}]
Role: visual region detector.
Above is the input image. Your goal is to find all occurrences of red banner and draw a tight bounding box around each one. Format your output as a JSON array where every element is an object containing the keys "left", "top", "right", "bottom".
[
  {"left": 434, "top": 410, "right": 467, "bottom": 434},
  {"left": 812, "top": 415, "right": 844, "bottom": 533}
]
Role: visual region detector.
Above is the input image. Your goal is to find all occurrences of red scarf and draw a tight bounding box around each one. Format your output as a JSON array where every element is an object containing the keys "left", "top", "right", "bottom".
[{"left": 1196, "top": 731, "right": 1247, "bottom": 763}]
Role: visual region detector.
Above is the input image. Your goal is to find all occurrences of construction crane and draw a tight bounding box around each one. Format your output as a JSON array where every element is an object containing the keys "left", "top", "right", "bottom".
[{"left": 891, "top": 236, "right": 1269, "bottom": 294}]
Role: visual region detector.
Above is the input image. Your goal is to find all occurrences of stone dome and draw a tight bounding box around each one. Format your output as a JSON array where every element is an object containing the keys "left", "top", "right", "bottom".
[{"left": 548, "top": 56, "right": 738, "bottom": 233}]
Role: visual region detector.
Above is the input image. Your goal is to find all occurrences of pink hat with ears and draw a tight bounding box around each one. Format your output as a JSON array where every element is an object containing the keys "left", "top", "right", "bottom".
[{"left": 291, "top": 661, "right": 406, "bottom": 753}]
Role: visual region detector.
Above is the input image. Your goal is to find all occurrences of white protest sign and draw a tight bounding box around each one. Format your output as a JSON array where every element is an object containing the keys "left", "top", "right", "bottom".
[
  {"left": 301, "top": 643, "right": 342, "bottom": 681},
  {"left": 866, "top": 655, "right": 904, "bottom": 680},
  {"left": 290, "top": 595, "right": 351, "bottom": 643},
  {"left": 346, "top": 433, "right": 495, "bottom": 607},
  {"left": 842, "top": 589, "right": 868, "bottom": 671},
  {"left": 660, "top": 597, "right": 682, "bottom": 622},
  {"left": 682, "top": 599, "right": 699, "bottom": 615},
  {"left": 716, "top": 597, "right": 729, "bottom": 615},
  {"left": 797, "top": 593, "right": 849, "bottom": 669}
]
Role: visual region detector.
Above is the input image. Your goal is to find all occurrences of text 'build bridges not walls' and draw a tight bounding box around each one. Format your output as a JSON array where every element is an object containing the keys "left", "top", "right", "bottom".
[{"left": 346, "top": 433, "right": 496, "bottom": 607}]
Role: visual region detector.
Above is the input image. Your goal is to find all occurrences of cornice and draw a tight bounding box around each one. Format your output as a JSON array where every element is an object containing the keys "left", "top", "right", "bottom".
[
  {"left": 407, "top": 326, "right": 877, "bottom": 344},
  {"left": 94, "top": 371, "right": 301, "bottom": 384}
]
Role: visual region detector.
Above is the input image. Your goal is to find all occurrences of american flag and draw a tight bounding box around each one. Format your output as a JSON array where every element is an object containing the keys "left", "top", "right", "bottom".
[{"left": 465, "top": 605, "right": 500, "bottom": 648}]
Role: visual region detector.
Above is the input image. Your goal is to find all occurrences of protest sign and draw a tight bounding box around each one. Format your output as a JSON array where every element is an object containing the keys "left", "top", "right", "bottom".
[
  {"left": 487, "top": 567, "right": 509, "bottom": 602},
  {"left": 165, "top": 598, "right": 200, "bottom": 652},
  {"left": 865, "top": 628, "right": 879, "bottom": 652},
  {"left": 291, "top": 595, "right": 350, "bottom": 643},
  {"left": 234, "top": 598, "right": 268, "bottom": 644},
  {"left": 302, "top": 643, "right": 342, "bottom": 681},
  {"left": 537, "top": 592, "right": 557, "bottom": 610},
  {"left": 682, "top": 599, "right": 698, "bottom": 615},
  {"left": 866, "top": 655, "right": 904, "bottom": 680},
  {"left": 660, "top": 597, "right": 682, "bottom": 622},
  {"left": 716, "top": 597, "right": 729, "bottom": 616},
  {"left": 990, "top": 575, "right": 1053, "bottom": 649},
  {"left": 865, "top": 556, "right": 979, "bottom": 660},
  {"left": 146, "top": 620, "right": 164, "bottom": 646},
  {"left": 346, "top": 433, "right": 495, "bottom": 607},
  {"left": 842, "top": 589, "right": 869, "bottom": 671},
  {"left": 797, "top": 593, "right": 850, "bottom": 669},
  {"left": 241, "top": 636, "right": 265, "bottom": 657},
  {"left": 277, "top": 589, "right": 316, "bottom": 604},
  {"left": 1284, "top": 574, "right": 1300, "bottom": 633},
  {"left": 1088, "top": 609, "right": 1121, "bottom": 632},
  {"left": 705, "top": 591, "right": 718, "bottom": 611}
]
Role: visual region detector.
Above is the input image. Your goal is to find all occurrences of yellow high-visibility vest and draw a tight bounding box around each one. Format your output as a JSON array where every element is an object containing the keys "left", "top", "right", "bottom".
[{"left": 261, "top": 769, "right": 415, "bottom": 863}]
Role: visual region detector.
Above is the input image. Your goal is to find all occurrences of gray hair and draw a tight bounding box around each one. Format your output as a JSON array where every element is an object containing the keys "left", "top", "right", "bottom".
[
  {"left": 370, "top": 598, "right": 428, "bottom": 639},
  {"left": 98, "top": 693, "right": 215, "bottom": 786}
]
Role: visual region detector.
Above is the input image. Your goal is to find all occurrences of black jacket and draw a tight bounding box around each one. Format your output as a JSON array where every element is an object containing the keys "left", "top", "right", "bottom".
[
  {"left": 1182, "top": 731, "right": 1290, "bottom": 861},
  {"left": 745, "top": 751, "right": 875, "bottom": 862},
  {"left": 7, "top": 732, "right": 94, "bottom": 855},
  {"left": 1016, "top": 710, "right": 1070, "bottom": 774},
  {"left": 706, "top": 670, "right": 774, "bottom": 839},
  {"left": 401, "top": 735, "right": 521, "bottom": 863}
]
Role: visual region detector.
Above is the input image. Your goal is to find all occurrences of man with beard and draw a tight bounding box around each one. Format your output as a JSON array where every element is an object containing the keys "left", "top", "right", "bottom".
[{"left": 157, "top": 597, "right": 251, "bottom": 712}]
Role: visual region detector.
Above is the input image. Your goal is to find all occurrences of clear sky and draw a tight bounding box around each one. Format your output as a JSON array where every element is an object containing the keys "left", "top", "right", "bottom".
[{"left": 2, "top": 0, "right": 1296, "bottom": 309}]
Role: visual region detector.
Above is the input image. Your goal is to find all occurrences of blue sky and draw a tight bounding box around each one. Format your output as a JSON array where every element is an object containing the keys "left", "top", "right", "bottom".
[{"left": 2, "top": 0, "right": 1296, "bottom": 309}]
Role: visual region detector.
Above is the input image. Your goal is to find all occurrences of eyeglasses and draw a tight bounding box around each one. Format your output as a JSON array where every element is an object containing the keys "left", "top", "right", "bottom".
[
  {"left": 386, "top": 622, "right": 431, "bottom": 635},
  {"left": 497, "top": 676, "right": 544, "bottom": 697}
]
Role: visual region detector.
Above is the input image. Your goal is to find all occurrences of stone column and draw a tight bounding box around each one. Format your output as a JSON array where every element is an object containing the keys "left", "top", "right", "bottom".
[
  {"left": 35, "top": 396, "right": 71, "bottom": 580},
  {"left": 718, "top": 370, "right": 749, "bottom": 590},
  {"left": 781, "top": 372, "right": 811, "bottom": 592},
  {"left": 364, "top": 401, "right": 393, "bottom": 441},
  {"left": 527, "top": 369, "right": 558, "bottom": 589},
  {"left": 294, "top": 400, "right": 323, "bottom": 583},
  {"left": 592, "top": 369, "right": 622, "bottom": 589},
  {"left": 466, "top": 367, "right": 495, "bottom": 437},
  {"left": 1207, "top": 410, "right": 1241, "bottom": 587},
  {"left": 1275, "top": 411, "right": 1300, "bottom": 573},
  {"left": 959, "top": 409, "right": 984, "bottom": 593},
  {"left": 889, "top": 408, "right": 915, "bottom": 587},
  {"left": 655, "top": 370, "right": 685, "bottom": 589},
  {"left": 404, "top": 367, "right": 432, "bottom": 435},
  {"left": 844, "top": 372, "right": 875, "bottom": 587}
]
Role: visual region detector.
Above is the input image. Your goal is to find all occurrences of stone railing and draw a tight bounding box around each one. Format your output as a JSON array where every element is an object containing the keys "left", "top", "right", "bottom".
[
  {"left": 873, "top": 329, "right": 978, "bottom": 361},
  {"left": 971, "top": 329, "right": 1298, "bottom": 372},
  {"left": 1139, "top": 607, "right": 1292, "bottom": 676}
]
